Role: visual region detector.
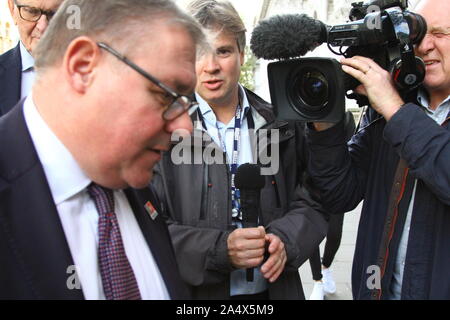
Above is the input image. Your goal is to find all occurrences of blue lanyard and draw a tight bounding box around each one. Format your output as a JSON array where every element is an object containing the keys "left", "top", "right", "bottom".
[
  {"left": 220, "top": 104, "right": 243, "bottom": 221},
  {"left": 198, "top": 103, "right": 255, "bottom": 222}
]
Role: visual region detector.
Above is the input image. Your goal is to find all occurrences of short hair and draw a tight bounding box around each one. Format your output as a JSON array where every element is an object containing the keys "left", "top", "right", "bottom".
[
  {"left": 34, "top": 0, "right": 204, "bottom": 70},
  {"left": 186, "top": 0, "right": 246, "bottom": 52}
]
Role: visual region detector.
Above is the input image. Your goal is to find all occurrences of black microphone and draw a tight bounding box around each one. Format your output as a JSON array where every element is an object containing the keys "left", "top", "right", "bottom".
[
  {"left": 235, "top": 163, "right": 265, "bottom": 282},
  {"left": 250, "top": 14, "right": 328, "bottom": 60}
]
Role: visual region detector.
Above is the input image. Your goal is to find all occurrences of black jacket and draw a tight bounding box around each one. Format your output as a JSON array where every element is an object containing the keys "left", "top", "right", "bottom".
[
  {"left": 306, "top": 103, "right": 450, "bottom": 299},
  {"left": 0, "top": 44, "right": 22, "bottom": 116},
  {"left": 152, "top": 89, "right": 328, "bottom": 299}
]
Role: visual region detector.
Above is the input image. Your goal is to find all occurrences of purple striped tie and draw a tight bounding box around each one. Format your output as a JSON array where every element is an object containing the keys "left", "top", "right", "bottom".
[{"left": 87, "top": 183, "right": 141, "bottom": 300}]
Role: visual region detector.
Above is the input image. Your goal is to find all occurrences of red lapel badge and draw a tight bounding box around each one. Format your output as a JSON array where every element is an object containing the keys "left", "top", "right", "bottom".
[{"left": 145, "top": 201, "right": 158, "bottom": 220}]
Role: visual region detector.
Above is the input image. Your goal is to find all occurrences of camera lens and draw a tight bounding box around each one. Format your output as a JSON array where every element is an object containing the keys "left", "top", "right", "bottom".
[{"left": 291, "top": 68, "right": 329, "bottom": 111}]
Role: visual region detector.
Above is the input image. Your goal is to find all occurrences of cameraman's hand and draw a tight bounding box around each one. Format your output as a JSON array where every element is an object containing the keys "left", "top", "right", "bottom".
[
  {"left": 340, "top": 56, "right": 404, "bottom": 121},
  {"left": 261, "top": 233, "right": 287, "bottom": 283},
  {"left": 227, "top": 226, "right": 266, "bottom": 269}
]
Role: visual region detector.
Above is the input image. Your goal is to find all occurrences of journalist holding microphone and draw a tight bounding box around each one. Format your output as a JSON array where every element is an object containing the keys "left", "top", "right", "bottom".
[
  {"left": 152, "top": 0, "right": 328, "bottom": 300},
  {"left": 306, "top": 0, "right": 449, "bottom": 300}
]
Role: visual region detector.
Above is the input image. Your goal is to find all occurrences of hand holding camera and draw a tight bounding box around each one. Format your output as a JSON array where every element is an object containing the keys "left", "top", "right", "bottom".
[{"left": 341, "top": 56, "right": 405, "bottom": 121}]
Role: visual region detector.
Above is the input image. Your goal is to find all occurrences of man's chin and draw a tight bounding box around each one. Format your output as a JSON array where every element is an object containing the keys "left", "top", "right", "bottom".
[
  {"left": 126, "top": 171, "right": 154, "bottom": 190},
  {"left": 424, "top": 78, "right": 448, "bottom": 93}
]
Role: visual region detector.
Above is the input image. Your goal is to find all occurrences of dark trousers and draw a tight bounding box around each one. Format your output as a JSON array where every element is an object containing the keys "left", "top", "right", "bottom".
[
  {"left": 230, "top": 290, "right": 269, "bottom": 300},
  {"left": 309, "top": 213, "right": 345, "bottom": 281}
]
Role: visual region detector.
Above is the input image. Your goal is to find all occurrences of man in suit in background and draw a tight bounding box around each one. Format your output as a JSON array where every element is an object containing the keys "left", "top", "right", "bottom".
[
  {"left": 0, "top": 0, "right": 203, "bottom": 300},
  {"left": 0, "top": 0, "right": 63, "bottom": 116}
]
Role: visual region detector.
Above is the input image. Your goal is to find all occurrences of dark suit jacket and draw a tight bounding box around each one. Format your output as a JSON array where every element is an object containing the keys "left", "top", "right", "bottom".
[
  {"left": 0, "top": 101, "right": 189, "bottom": 300},
  {"left": 0, "top": 44, "right": 22, "bottom": 117}
]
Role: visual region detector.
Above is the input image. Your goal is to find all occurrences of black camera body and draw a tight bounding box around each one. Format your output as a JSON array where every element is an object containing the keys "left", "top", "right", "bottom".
[
  {"left": 268, "top": 58, "right": 346, "bottom": 122},
  {"left": 267, "top": 0, "right": 427, "bottom": 122}
]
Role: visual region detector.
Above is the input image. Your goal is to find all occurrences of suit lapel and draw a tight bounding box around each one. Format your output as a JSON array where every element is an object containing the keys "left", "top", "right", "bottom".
[
  {"left": 124, "top": 187, "right": 189, "bottom": 300},
  {"left": 0, "top": 105, "right": 84, "bottom": 299},
  {"left": 0, "top": 44, "right": 22, "bottom": 116}
]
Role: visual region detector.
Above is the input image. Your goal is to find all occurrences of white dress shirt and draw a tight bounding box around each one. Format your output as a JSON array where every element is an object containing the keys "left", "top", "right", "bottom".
[
  {"left": 23, "top": 95, "right": 170, "bottom": 300},
  {"left": 19, "top": 42, "right": 35, "bottom": 100}
]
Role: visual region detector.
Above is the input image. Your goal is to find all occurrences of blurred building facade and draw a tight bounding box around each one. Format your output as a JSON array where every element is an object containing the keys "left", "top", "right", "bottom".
[
  {"left": 0, "top": 21, "right": 14, "bottom": 54},
  {"left": 257, "top": 0, "right": 353, "bottom": 25},
  {"left": 1, "top": 1, "right": 17, "bottom": 54}
]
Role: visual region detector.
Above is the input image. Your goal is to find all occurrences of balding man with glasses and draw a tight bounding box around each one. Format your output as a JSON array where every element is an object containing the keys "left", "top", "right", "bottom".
[
  {"left": 0, "top": 0, "right": 62, "bottom": 117},
  {"left": 0, "top": 0, "right": 203, "bottom": 300}
]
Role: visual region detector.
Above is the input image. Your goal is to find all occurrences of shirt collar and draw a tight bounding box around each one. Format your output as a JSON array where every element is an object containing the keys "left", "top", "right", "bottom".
[
  {"left": 23, "top": 95, "right": 91, "bottom": 205},
  {"left": 417, "top": 89, "right": 450, "bottom": 113},
  {"left": 196, "top": 84, "right": 251, "bottom": 127},
  {"left": 19, "top": 41, "right": 35, "bottom": 72}
]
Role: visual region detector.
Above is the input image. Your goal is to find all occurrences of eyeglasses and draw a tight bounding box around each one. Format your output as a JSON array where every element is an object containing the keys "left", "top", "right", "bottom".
[
  {"left": 14, "top": 0, "right": 56, "bottom": 22},
  {"left": 97, "top": 42, "right": 198, "bottom": 121}
]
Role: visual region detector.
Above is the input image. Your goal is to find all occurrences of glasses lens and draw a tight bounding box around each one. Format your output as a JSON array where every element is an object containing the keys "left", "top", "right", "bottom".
[
  {"left": 46, "top": 11, "right": 55, "bottom": 21},
  {"left": 20, "top": 7, "right": 41, "bottom": 21},
  {"left": 163, "top": 96, "right": 198, "bottom": 121},
  {"left": 163, "top": 98, "right": 188, "bottom": 121}
]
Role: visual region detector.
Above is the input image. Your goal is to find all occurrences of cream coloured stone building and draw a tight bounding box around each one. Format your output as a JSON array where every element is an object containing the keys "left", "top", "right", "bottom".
[
  {"left": 0, "top": 1, "right": 17, "bottom": 54},
  {"left": 0, "top": 21, "right": 14, "bottom": 54}
]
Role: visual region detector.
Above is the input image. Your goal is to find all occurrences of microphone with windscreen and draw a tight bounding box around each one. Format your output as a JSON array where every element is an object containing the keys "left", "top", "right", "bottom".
[
  {"left": 235, "top": 163, "right": 265, "bottom": 282},
  {"left": 250, "top": 14, "right": 328, "bottom": 60}
]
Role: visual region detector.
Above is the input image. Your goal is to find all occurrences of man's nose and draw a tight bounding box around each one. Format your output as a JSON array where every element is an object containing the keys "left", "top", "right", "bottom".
[
  {"left": 202, "top": 53, "right": 220, "bottom": 74},
  {"left": 165, "top": 111, "right": 194, "bottom": 136},
  {"left": 416, "top": 33, "right": 435, "bottom": 56},
  {"left": 35, "top": 13, "right": 50, "bottom": 32}
]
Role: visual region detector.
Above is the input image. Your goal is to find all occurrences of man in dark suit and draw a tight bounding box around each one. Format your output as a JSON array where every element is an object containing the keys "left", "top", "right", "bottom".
[
  {"left": 0, "top": 0, "right": 62, "bottom": 116},
  {"left": 0, "top": 0, "right": 203, "bottom": 300}
]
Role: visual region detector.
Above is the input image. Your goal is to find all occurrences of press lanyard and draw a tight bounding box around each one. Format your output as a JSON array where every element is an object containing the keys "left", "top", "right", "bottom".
[
  {"left": 198, "top": 103, "right": 255, "bottom": 222},
  {"left": 216, "top": 104, "right": 243, "bottom": 221}
]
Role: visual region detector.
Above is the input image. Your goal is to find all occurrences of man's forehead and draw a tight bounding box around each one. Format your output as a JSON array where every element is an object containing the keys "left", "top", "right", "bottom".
[
  {"left": 415, "top": 1, "right": 450, "bottom": 31},
  {"left": 16, "top": 0, "right": 62, "bottom": 9},
  {"left": 132, "top": 26, "right": 197, "bottom": 94},
  {"left": 416, "top": 0, "right": 450, "bottom": 18},
  {"left": 204, "top": 28, "right": 236, "bottom": 46},
  {"left": 422, "top": 18, "right": 450, "bottom": 34}
]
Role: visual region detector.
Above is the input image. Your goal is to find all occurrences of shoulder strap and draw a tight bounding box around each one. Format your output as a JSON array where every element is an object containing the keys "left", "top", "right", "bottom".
[{"left": 372, "top": 158, "right": 409, "bottom": 300}]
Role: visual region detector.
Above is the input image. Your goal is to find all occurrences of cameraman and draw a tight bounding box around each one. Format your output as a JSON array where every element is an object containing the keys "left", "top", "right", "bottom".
[{"left": 306, "top": 0, "right": 449, "bottom": 300}]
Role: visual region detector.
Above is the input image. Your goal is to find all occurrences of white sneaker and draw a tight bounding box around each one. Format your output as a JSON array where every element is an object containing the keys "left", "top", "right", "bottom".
[
  {"left": 309, "top": 281, "right": 325, "bottom": 300},
  {"left": 322, "top": 268, "right": 336, "bottom": 294}
]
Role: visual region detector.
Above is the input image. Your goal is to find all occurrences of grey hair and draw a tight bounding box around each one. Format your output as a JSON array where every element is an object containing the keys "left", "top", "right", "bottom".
[
  {"left": 186, "top": 0, "right": 246, "bottom": 52},
  {"left": 34, "top": 0, "right": 204, "bottom": 70}
]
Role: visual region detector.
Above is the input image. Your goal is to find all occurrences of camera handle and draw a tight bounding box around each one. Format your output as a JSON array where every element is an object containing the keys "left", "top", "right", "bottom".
[{"left": 385, "top": 8, "right": 426, "bottom": 92}]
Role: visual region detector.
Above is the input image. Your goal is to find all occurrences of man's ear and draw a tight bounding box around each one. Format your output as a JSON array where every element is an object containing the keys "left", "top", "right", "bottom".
[
  {"left": 63, "top": 37, "right": 101, "bottom": 94},
  {"left": 240, "top": 48, "right": 245, "bottom": 67},
  {"left": 8, "top": 0, "right": 17, "bottom": 24}
]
